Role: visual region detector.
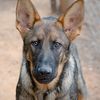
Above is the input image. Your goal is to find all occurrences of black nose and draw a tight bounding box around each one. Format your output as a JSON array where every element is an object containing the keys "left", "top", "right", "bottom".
[
  {"left": 34, "top": 65, "right": 54, "bottom": 84},
  {"left": 37, "top": 67, "right": 52, "bottom": 76}
]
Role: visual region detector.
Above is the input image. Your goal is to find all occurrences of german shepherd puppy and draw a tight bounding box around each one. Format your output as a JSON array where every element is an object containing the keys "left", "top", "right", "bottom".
[{"left": 16, "top": 0, "right": 87, "bottom": 99}]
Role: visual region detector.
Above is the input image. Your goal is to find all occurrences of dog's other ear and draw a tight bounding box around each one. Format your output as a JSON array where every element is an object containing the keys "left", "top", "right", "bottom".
[
  {"left": 16, "top": 0, "right": 40, "bottom": 38},
  {"left": 58, "top": 0, "right": 84, "bottom": 41}
]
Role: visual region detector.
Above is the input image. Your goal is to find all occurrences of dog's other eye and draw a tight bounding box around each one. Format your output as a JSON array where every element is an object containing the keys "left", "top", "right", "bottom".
[
  {"left": 53, "top": 41, "right": 62, "bottom": 49},
  {"left": 31, "top": 41, "right": 40, "bottom": 47}
]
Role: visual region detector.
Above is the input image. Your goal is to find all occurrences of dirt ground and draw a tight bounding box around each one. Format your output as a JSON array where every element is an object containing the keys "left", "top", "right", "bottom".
[{"left": 0, "top": 0, "right": 100, "bottom": 100}]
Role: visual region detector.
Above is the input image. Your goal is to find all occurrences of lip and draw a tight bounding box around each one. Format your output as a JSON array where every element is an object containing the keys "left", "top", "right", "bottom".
[
  {"left": 33, "top": 71, "right": 56, "bottom": 84},
  {"left": 35, "top": 75, "right": 54, "bottom": 84}
]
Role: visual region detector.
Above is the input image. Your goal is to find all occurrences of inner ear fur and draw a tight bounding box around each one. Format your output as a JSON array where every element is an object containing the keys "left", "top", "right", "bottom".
[
  {"left": 16, "top": 0, "right": 40, "bottom": 38},
  {"left": 58, "top": 0, "right": 84, "bottom": 41}
]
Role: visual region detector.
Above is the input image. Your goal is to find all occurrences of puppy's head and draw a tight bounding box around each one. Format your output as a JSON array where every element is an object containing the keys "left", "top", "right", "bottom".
[{"left": 16, "top": 0, "right": 84, "bottom": 88}]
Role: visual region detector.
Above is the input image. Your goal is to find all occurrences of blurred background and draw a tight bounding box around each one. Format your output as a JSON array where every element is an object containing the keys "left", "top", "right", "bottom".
[{"left": 0, "top": 0, "right": 100, "bottom": 100}]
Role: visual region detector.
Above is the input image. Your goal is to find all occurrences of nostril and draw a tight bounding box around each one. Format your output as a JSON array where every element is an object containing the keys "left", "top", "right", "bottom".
[{"left": 38, "top": 67, "right": 52, "bottom": 76}]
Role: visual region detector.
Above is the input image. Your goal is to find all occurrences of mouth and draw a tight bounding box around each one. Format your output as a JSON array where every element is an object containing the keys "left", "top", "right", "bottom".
[{"left": 34, "top": 74, "right": 55, "bottom": 84}]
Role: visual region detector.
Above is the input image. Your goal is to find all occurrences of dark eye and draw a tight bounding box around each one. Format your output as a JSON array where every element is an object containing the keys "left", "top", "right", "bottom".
[
  {"left": 53, "top": 41, "right": 62, "bottom": 49},
  {"left": 31, "top": 41, "right": 40, "bottom": 47}
]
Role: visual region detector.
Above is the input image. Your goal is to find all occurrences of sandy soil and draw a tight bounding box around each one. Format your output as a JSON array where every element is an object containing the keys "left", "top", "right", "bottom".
[{"left": 0, "top": 0, "right": 100, "bottom": 100}]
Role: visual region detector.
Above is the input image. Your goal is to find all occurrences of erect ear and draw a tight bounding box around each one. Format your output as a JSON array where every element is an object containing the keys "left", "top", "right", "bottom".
[
  {"left": 58, "top": 0, "right": 84, "bottom": 41},
  {"left": 16, "top": 0, "right": 40, "bottom": 38}
]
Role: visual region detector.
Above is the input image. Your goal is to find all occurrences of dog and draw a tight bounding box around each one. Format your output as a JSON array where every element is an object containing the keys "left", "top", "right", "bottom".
[{"left": 16, "top": 0, "right": 87, "bottom": 99}]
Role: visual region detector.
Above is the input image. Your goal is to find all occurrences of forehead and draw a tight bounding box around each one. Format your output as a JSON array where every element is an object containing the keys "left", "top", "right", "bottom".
[
  {"left": 34, "top": 18, "right": 62, "bottom": 38},
  {"left": 28, "top": 17, "right": 68, "bottom": 44}
]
